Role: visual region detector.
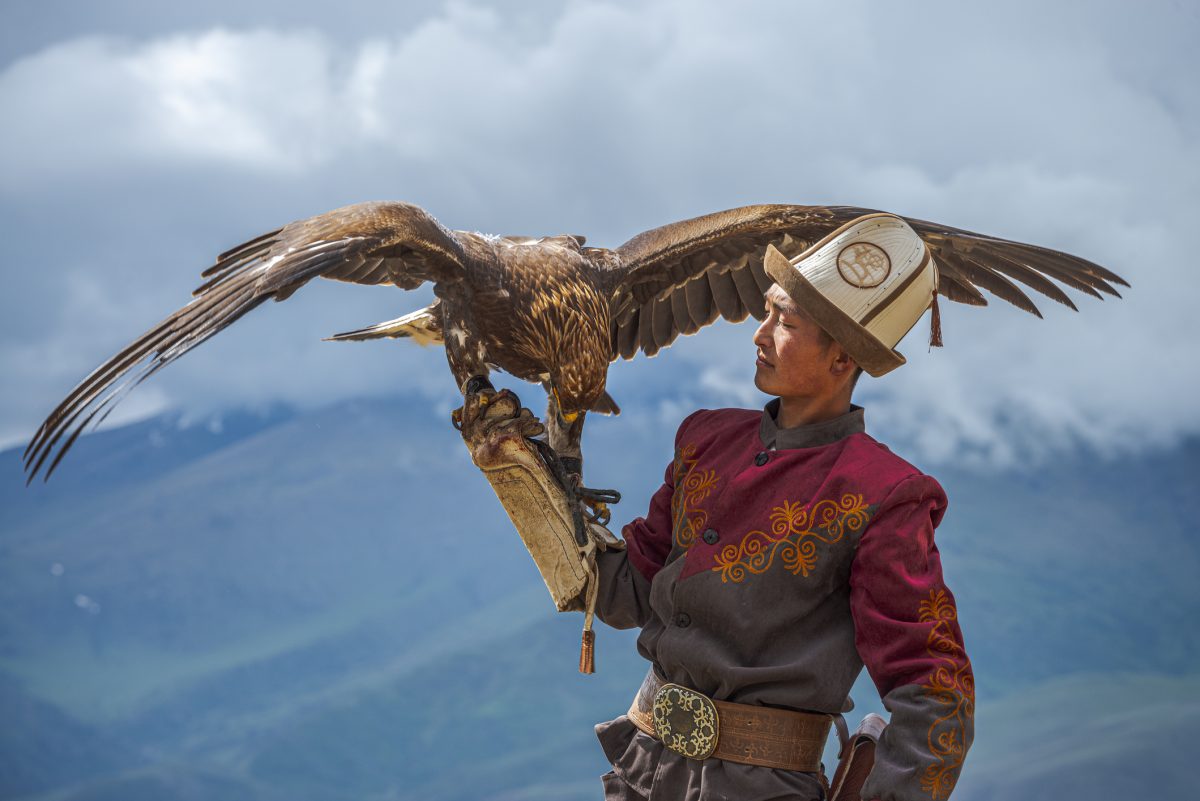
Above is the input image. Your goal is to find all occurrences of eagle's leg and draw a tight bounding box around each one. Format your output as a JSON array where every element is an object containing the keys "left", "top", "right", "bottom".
[
  {"left": 441, "top": 302, "right": 499, "bottom": 428},
  {"left": 544, "top": 392, "right": 585, "bottom": 471},
  {"left": 544, "top": 393, "right": 617, "bottom": 526}
]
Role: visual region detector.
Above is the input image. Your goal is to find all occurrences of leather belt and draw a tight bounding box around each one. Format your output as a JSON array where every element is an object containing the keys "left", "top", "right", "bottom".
[{"left": 626, "top": 669, "right": 832, "bottom": 772}]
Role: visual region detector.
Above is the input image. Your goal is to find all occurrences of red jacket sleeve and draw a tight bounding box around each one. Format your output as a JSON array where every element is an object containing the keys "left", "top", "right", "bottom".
[
  {"left": 593, "top": 411, "right": 697, "bottom": 630},
  {"left": 850, "top": 474, "right": 975, "bottom": 801},
  {"left": 620, "top": 455, "right": 676, "bottom": 583}
]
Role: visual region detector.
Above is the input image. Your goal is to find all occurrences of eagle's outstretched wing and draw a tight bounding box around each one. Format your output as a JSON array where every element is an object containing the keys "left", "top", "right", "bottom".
[
  {"left": 25, "top": 201, "right": 466, "bottom": 482},
  {"left": 607, "top": 204, "right": 1128, "bottom": 359}
]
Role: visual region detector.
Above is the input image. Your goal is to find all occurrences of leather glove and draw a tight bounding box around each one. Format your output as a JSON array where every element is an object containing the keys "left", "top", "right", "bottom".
[{"left": 455, "top": 387, "right": 622, "bottom": 672}]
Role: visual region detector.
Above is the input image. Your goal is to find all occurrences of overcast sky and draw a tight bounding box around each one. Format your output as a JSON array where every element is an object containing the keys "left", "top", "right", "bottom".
[{"left": 2, "top": 0, "right": 1196, "bottom": 470}]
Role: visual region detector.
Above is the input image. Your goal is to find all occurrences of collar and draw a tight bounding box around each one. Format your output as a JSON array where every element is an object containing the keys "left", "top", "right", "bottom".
[{"left": 758, "top": 399, "right": 866, "bottom": 450}]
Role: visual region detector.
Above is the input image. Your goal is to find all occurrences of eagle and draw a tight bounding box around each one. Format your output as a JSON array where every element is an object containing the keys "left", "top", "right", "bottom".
[{"left": 24, "top": 202, "right": 1127, "bottom": 485}]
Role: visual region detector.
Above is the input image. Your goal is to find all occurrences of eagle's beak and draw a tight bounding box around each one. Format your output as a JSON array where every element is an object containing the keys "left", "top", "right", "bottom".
[{"left": 552, "top": 387, "right": 581, "bottom": 423}]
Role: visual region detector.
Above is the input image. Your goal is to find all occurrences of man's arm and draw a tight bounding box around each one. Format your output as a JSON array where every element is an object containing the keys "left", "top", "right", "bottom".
[
  {"left": 849, "top": 474, "right": 975, "bottom": 801},
  {"left": 592, "top": 452, "right": 678, "bottom": 630}
]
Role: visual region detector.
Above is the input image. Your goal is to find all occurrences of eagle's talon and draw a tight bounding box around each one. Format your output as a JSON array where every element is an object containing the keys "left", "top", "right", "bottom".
[
  {"left": 482, "top": 388, "right": 521, "bottom": 421},
  {"left": 583, "top": 499, "right": 611, "bottom": 527},
  {"left": 574, "top": 484, "right": 621, "bottom": 528},
  {"left": 458, "top": 387, "right": 544, "bottom": 444}
]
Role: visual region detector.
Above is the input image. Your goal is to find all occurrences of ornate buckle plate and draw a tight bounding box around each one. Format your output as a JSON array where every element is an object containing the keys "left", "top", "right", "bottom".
[{"left": 652, "top": 683, "right": 720, "bottom": 760}]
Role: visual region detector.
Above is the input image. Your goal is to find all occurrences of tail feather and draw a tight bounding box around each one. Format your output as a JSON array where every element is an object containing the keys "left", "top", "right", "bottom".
[{"left": 324, "top": 304, "right": 443, "bottom": 346}]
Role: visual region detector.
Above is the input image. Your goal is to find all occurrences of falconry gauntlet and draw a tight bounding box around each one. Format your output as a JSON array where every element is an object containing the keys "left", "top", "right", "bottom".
[{"left": 457, "top": 388, "right": 622, "bottom": 672}]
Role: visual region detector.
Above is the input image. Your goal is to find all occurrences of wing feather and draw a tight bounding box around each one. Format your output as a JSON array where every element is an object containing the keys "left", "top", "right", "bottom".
[
  {"left": 1004, "top": 240, "right": 1129, "bottom": 288},
  {"left": 671, "top": 287, "right": 699, "bottom": 335},
  {"left": 685, "top": 277, "right": 717, "bottom": 327},
  {"left": 652, "top": 294, "right": 677, "bottom": 350},
  {"left": 26, "top": 200, "right": 466, "bottom": 481},
  {"left": 638, "top": 300, "right": 658, "bottom": 357},
  {"left": 942, "top": 253, "right": 1042, "bottom": 317},
  {"left": 617, "top": 309, "right": 641, "bottom": 359},
  {"left": 968, "top": 250, "right": 1079, "bottom": 311},
  {"left": 730, "top": 263, "right": 768, "bottom": 322},
  {"left": 607, "top": 204, "right": 1126, "bottom": 361},
  {"left": 1012, "top": 248, "right": 1120, "bottom": 298},
  {"left": 708, "top": 266, "right": 747, "bottom": 322},
  {"left": 936, "top": 262, "right": 990, "bottom": 306},
  {"left": 749, "top": 248, "right": 773, "bottom": 294}
]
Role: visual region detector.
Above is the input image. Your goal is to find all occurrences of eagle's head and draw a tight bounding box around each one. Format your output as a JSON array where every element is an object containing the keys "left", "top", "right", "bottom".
[
  {"left": 550, "top": 362, "right": 607, "bottom": 423},
  {"left": 552, "top": 371, "right": 609, "bottom": 422}
]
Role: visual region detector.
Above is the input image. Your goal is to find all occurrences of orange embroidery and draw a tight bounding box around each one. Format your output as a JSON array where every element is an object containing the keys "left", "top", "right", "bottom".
[
  {"left": 918, "top": 589, "right": 975, "bottom": 800},
  {"left": 670, "top": 443, "right": 719, "bottom": 551},
  {"left": 711, "top": 493, "right": 872, "bottom": 583}
]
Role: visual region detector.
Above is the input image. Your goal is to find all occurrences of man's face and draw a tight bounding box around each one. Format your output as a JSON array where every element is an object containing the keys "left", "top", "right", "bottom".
[{"left": 752, "top": 284, "right": 846, "bottom": 400}]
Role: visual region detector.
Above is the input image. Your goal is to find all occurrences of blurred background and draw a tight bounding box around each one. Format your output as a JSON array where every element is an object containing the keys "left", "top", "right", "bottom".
[{"left": 2, "top": 1, "right": 1197, "bottom": 799}]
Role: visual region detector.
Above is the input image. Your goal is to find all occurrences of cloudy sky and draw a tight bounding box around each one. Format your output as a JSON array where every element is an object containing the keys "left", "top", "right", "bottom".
[{"left": 2, "top": 0, "right": 1196, "bottom": 470}]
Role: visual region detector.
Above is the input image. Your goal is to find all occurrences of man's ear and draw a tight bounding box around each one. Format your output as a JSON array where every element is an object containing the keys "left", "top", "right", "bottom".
[{"left": 829, "top": 343, "right": 856, "bottom": 378}]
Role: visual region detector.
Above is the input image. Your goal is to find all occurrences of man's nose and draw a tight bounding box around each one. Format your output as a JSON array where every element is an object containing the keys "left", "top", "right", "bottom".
[{"left": 752, "top": 320, "right": 769, "bottom": 347}]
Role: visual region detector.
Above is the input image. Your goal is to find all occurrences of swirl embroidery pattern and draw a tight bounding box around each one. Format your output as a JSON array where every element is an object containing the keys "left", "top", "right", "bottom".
[
  {"left": 711, "top": 493, "right": 872, "bottom": 583},
  {"left": 670, "top": 443, "right": 719, "bottom": 551},
  {"left": 917, "top": 588, "right": 975, "bottom": 800}
]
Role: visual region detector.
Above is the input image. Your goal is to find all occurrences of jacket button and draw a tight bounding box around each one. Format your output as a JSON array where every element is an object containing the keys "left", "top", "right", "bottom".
[
  {"left": 702, "top": 528, "right": 719, "bottom": 545},
  {"left": 675, "top": 613, "right": 691, "bottom": 628},
  {"left": 755, "top": 451, "right": 770, "bottom": 466}
]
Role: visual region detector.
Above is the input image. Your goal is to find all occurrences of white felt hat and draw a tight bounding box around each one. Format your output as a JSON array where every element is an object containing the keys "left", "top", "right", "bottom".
[{"left": 763, "top": 213, "right": 938, "bottom": 377}]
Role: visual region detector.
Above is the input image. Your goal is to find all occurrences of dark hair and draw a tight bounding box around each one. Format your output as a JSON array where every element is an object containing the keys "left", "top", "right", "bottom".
[{"left": 814, "top": 325, "right": 863, "bottom": 392}]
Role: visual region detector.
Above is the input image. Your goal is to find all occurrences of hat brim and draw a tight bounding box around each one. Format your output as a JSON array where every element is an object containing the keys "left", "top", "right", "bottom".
[{"left": 763, "top": 244, "right": 906, "bottom": 378}]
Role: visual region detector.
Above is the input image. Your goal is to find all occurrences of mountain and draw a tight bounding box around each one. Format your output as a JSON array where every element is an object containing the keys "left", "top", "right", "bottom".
[
  {"left": 958, "top": 671, "right": 1200, "bottom": 801},
  {"left": 1, "top": 394, "right": 1197, "bottom": 800},
  {"left": 0, "top": 674, "right": 139, "bottom": 798}
]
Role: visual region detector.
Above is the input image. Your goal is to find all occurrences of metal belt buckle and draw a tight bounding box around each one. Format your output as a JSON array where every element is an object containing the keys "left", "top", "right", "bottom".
[{"left": 652, "top": 683, "right": 720, "bottom": 760}]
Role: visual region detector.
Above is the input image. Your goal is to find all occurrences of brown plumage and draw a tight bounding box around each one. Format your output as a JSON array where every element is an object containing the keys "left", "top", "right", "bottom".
[{"left": 24, "top": 201, "right": 1128, "bottom": 482}]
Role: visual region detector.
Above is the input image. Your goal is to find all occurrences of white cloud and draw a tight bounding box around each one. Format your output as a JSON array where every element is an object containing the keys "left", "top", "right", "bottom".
[
  {"left": 0, "top": 29, "right": 367, "bottom": 175},
  {"left": 1, "top": 0, "right": 1196, "bottom": 467}
]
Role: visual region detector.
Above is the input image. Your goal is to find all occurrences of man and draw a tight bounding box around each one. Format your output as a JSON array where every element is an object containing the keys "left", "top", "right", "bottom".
[{"left": 463, "top": 215, "right": 974, "bottom": 801}]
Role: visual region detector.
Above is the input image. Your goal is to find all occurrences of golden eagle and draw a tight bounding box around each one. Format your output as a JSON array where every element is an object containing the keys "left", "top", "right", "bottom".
[{"left": 24, "top": 202, "right": 1127, "bottom": 482}]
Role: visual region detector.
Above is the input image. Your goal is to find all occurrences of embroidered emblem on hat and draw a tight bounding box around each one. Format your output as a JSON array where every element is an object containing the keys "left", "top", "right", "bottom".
[
  {"left": 837, "top": 242, "right": 891, "bottom": 288},
  {"left": 763, "top": 213, "right": 934, "bottom": 377}
]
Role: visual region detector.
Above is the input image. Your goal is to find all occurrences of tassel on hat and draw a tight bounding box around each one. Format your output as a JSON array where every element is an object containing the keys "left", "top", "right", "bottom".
[{"left": 929, "top": 292, "right": 943, "bottom": 348}]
